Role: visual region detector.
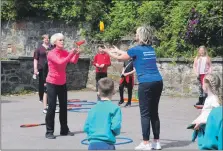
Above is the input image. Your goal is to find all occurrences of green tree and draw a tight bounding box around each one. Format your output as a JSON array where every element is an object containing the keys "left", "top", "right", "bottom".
[{"left": 95, "top": 0, "right": 139, "bottom": 42}]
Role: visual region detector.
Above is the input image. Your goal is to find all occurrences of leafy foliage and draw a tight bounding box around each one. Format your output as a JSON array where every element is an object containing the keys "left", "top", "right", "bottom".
[{"left": 1, "top": 0, "right": 222, "bottom": 58}]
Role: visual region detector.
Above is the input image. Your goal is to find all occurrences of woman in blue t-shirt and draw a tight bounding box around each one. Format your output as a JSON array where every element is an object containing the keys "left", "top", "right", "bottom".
[{"left": 103, "top": 26, "right": 163, "bottom": 150}]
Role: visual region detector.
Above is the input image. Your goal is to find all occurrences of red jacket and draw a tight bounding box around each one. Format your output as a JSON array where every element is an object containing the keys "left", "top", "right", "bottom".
[
  {"left": 46, "top": 48, "right": 79, "bottom": 85},
  {"left": 93, "top": 53, "right": 111, "bottom": 73}
]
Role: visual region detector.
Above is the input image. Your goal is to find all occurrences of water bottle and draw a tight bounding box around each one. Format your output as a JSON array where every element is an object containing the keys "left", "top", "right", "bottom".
[{"left": 33, "top": 72, "right": 39, "bottom": 80}]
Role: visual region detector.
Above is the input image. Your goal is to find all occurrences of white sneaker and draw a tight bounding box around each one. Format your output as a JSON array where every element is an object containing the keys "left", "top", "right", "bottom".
[
  {"left": 135, "top": 142, "right": 152, "bottom": 150},
  {"left": 152, "top": 141, "right": 162, "bottom": 150}
]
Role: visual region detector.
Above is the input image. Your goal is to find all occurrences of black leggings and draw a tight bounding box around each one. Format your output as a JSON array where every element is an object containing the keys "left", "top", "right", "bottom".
[
  {"left": 96, "top": 72, "right": 107, "bottom": 91},
  {"left": 119, "top": 76, "right": 133, "bottom": 103},
  {"left": 45, "top": 83, "right": 69, "bottom": 135},
  {"left": 138, "top": 80, "right": 163, "bottom": 140},
  {"left": 38, "top": 69, "right": 44, "bottom": 101}
]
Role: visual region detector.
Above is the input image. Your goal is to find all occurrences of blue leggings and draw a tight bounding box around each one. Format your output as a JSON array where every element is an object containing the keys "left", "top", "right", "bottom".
[{"left": 88, "top": 142, "right": 115, "bottom": 150}]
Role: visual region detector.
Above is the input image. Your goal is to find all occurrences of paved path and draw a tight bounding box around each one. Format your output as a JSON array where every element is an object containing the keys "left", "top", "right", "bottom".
[{"left": 1, "top": 91, "right": 199, "bottom": 150}]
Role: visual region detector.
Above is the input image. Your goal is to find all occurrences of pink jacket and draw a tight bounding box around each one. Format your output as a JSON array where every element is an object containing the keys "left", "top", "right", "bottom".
[
  {"left": 193, "top": 56, "right": 212, "bottom": 75},
  {"left": 46, "top": 48, "right": 79, "bottom": 85}
]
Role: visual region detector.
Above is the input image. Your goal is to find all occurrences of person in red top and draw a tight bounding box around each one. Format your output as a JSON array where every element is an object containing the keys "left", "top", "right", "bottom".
[
  {"left": 93, "top": 46, "right": 111, "bottom": 98},
  {"left": 45, "top": 33, "right": 80, "bottom": 139}
]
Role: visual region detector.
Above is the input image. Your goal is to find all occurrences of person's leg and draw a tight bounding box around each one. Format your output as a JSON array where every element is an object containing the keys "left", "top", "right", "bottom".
[
  {"left": 96, "top": 72, "right": 107, "bottom": 100},
  {"left": 38, "top": 69, "right": 44, "bottom": 102},
  {"left": 96, "top": 72, "right": 100, "bottom": 92},
  {"left": 125, "top": 76, "right": 133, "bottom": 107},
  {"left": 45, "top": 83, "right": 57, "bottom": 139},
  {"left": 102, "top": 72, "right": 107, "bottom": 78},
  {"left": 200, "top": 74, "right": 206, "bottom": 105},
  {"left": 150, "top": 81, "right": 163, "bottom": 150},
  {"left": 58, "top": 84, "right": 74, "bottom": 136},
  {"left": 119, "top": 80, "right": 125, "bottom": 105},
  {"left": 196, "top": 75, "right": 204, "bottom": 105},
  {"left": 135, "top": 82, "right": 153, "bottom": 150}
]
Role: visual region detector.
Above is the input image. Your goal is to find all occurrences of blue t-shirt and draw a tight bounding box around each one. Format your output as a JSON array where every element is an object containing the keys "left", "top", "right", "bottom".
[{"left": 127, "top": 45, "right": 162, "bottom": 83}]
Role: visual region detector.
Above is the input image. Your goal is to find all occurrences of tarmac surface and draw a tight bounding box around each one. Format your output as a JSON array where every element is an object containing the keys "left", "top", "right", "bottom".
[{"left": 1, "top": 90, "right": 200, "bottom": 150}]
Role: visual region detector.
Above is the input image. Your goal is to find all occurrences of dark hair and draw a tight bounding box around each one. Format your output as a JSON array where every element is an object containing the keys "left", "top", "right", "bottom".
[{"left": 98, "top": 77, "right": 114, "bottom": 97}]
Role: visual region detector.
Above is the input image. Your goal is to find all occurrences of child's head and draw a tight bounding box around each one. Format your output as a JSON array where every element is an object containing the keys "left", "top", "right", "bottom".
[
  {"left": 98, "top": 45, "right": 105, "bottom": 54},
  {"left": 42, "top": 34, "right": 49, "bottom": 44},
  {"left": 203, "top": 73, "right": 222, "bottom": 105},
  {"left": 98, "top": 77, "right": 114, "bottom": 99},
  {"left": 197, "top": 45, "right": 208, "bottom": 57}
]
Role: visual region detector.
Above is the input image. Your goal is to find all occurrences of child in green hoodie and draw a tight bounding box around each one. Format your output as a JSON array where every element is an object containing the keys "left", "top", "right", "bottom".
[{"left": 84, "top": 77, "right": 122, "bottom": 150}]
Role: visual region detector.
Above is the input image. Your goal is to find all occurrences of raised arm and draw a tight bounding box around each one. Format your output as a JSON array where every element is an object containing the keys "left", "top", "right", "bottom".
[
  {"left": 47, "top": 51, "right": 74, "bottom": 65},
  {"left": 103, "top": 46, "right": 130, "bottom": 61},
  {"left": 70, "top": 54, "right": 80, "bottom": 64}
]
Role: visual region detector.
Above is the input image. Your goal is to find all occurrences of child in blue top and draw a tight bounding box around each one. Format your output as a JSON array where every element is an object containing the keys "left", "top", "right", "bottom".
[
  {"left": 192, "top": 73, "right": 222, "bottom": 150},
  {"left": 84, "top": 77, "right": 122, "bottom": 150},
  {"left": 199, "top": 106, "right": 223, "bottom": 150}
]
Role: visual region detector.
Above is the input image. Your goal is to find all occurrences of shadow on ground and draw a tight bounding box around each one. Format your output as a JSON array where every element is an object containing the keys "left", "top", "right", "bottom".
[
  {"left": 161, "top": 139, "right": 194, "bottom": 149},
  {"left": 1, "top": 100, "right": 20, "bottom": 103}
]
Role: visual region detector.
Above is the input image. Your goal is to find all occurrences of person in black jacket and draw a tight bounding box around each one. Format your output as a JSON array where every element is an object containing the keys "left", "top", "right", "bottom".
[{"left": 118, "top": 58, "right": 135, "bottom": 107}]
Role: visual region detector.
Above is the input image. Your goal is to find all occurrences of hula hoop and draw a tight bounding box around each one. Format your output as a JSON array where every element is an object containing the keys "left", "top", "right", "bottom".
[
  {"left": 67, "top": 102, "right": 96, "bottom": 105},
  {"left": 68, "top": 99, "right": 88, "bottom": 102},
  {"left": 124, "top": 98, "right": 138, "bottom": 102},
  {"left": 81, "top": 137, "right": 133, "bottom": 145},
  {"left": 68, "top": 107, "right": 91, "bottom": 112}
]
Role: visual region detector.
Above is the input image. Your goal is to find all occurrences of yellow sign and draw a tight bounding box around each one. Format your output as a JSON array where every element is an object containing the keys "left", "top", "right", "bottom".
[{"left": 99, "top": 21, "right": 104, "bottom": 32}]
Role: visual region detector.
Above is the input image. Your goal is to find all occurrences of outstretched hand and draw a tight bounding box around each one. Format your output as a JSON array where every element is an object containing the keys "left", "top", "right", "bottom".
[
  {"left": 102, "top": 45, "right": 119, "bottom": 54},
  {"left": 71, "top": 47, "right": 81, "bottom": 54}
]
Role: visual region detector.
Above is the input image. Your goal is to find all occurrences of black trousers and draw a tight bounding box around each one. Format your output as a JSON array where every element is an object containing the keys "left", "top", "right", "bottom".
[
  {"left": 96, "top": 72, "right": 108, "bottom": 91},
  {"left": 138, "top": 80, "right": 163, "bottom": 140},
  {"left": 119, "top": 76, "right": 133, "bottom": 103},
  {"left": 38, "top": 69, "right": 44, "bottom": 101},
  {"left": 45, "top": 83, "right": 69, "bottom": 135}
]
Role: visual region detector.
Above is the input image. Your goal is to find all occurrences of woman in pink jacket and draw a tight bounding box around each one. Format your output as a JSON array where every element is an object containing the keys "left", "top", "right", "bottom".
[
  {"left": 193, "top": 46, "right": 212, "bottom": 106},
  {"left": 45, "top": 33, "right": 80, "bottom": 139}
]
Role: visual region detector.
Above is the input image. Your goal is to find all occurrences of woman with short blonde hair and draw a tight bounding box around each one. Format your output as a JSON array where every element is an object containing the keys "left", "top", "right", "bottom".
[
  {"left": 103, "top": 26, "right": 163, "bottom": 150},
  {"left": 45, "top": 33, "right": 81, "bottom": 139}
]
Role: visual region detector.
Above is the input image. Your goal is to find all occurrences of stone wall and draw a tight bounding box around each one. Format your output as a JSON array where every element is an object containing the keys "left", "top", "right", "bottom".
[
  {"left": 1, "top": 56, "right": 90, "bottom": 94},
  {"left": 1, "top": 19, "right": 84, "bottom": 57},
  {"left": 87, "top": 58, "right": 223, "bottom": 96}
]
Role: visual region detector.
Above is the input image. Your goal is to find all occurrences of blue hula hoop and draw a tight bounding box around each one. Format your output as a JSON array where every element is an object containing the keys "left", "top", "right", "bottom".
[
  {"left": 67, "top": 101, "right": 96, "bottom": 105},
  {"left": 68, "top": 100, "right": 88, "bottom": 103},
  {"left": 68, "top": 107, "right": 91, "bottom": 112},
  {"left": 81, "top": 137, "right": 133, "bottom": 145}
]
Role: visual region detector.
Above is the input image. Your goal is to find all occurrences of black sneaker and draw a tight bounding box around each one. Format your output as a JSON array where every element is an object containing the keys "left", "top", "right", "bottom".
[
  {"left": 60, "top": 131, "right": 74, "bottom": 136},
  {"left": 118, "top": 100, "right": 124, "bottom": 106},
  {"left": 124, "top": 102, "right": 131, "bottom": 107},
  {"left": 45, "top": 134, "right": 56, "bottom": 139}
]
